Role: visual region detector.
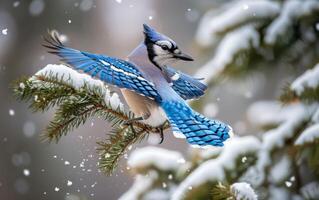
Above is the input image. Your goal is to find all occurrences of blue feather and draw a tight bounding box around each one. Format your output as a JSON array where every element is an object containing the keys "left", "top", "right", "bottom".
[
  {"left": 164, "top": 66, "right": 207, "bottom": 100},
  {"left": 161, "top": 100, "right": 231, "bottom": 146},
  {"left": 44, "top": 36, "right": 162, "bottom": 102}
]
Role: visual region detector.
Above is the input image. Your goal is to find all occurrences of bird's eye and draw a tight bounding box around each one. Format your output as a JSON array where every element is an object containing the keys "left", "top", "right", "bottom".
[{"left": 161, "top": 45, "right": 169, "bottom": 50}]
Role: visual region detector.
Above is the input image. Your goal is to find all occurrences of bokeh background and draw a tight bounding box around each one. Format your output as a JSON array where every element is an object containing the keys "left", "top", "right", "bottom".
[{"left": 1, "top": 0, "right": 318, "bottom": 200}]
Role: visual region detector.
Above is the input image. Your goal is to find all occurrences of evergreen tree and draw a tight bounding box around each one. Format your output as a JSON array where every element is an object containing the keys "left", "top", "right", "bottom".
[{"left": 13, "top": 0, "right": 319, "bottom": 199}]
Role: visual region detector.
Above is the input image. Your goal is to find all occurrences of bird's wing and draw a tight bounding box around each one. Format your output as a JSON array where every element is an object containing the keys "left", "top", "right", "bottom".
[
  {"left": 161, "top": 100, "right": 231, "bottom": 146},
  {"left": 163, "top": 66, "right": 207, "bottom": 100},
  {"left": 43, "top": 32, "right": 161, "bottom": 102}
]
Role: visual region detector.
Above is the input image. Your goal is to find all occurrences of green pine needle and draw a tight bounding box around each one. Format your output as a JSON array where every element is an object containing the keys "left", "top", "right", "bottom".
[{"left": 12, "top": 73, "right": 170, "bottom": 175}]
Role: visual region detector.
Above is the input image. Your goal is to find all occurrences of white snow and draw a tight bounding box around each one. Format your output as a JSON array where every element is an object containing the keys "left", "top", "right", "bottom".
[
  {"left": 128, "top": 147, "right": 185, "bottom": 171},
  {"left": 196, "top": 147, "right": 222, "bottom": 160},
  {"left": 171, "top": 136, "right": 260, "bottom": 200},
  {"left": 295, "top": 124, "right": 319, "bottom": 145},
  {"left": 195, "top": 0, "right": 279, "bottom": 47},
  {"left": 195, "top": 25, "right": 260, "bottom": 84},
  {"left": 247, "top": 101, "right": 304, "bottom": 127},
  {"left": 119, "top": 171, "right": 158, "bottom": 200},
  {"left": 265, "top": 0, "right": 319, "bottom": 45},
  {"left": 67, "top": 180, "right": 72, "bottom": 186},
  {"left": 231, "top": 182, "right": 257, "bottom": 200},
  {"left": 23, "top": 169, "right": 30, "bottom": 177},
  {"left": 291, "top": 63, "right": 319, "bottom": 96},
  {"left": 2, "top": 28, "right": 8, "bottom": 35},
  {"left": 32, "top": 64, "right": 124, "bottom": 111},
  {"left": 269, "top": 155, "right": 291, "bottom": 184},
  {"left": 252, "top": 103, "right": 317, "bottom": 186},
  {"left": 9, "top": 109, "right": 15, "bottom": 116}
]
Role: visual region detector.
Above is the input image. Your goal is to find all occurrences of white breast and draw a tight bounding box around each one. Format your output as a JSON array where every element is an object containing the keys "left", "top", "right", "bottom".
[{"left": 142, "top": 106, "right": 167, "bottom": 127}]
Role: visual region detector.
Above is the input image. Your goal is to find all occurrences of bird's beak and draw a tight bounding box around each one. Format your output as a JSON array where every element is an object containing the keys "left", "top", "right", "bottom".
[{"left": 174, "top": 52, "right": 194, "bottom": 61}]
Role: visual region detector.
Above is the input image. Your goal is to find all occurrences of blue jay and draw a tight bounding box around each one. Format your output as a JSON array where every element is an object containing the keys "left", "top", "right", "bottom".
[{"left": 43, "top": 24, "right": 232, "bottom": 147}]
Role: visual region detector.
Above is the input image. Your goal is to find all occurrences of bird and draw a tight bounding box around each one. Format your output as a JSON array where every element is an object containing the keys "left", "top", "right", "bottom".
[{"left": 43, "top": 24, "right": 233, "bottom": 147}]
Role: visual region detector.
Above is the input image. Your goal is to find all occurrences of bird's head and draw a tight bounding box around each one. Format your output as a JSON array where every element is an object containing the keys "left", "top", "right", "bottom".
[{"left": 143, "top": 24, "right": 193, "bottom": 68}]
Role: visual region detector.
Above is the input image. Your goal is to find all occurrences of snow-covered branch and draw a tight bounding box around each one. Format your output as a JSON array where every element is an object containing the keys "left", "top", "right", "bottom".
[{"left": 171, "top": 136, "right": 260, "bottom": 200}]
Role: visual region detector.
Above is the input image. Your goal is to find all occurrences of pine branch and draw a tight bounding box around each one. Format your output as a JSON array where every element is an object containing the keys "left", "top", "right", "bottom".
[
  {"left": 211, "top": 182, "right": 235, "bottom": 200},
  {"left": 12, "top": 65, "right": 170, "bottom": 175},
  {"left": 280, "top": 84, "right": 319, "bottom": 104}
]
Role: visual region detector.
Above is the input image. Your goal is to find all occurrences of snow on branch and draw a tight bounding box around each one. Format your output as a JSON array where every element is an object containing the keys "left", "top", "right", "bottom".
[
  {"left": 171, "top": 136, "right": 260, "bottom": 200},
  {"left": 195, "top": 25, "right": 259, "bottom": 84},
  {"left": 128, "top": 146, "right": 185, "bottom": 172},
  {"left": 291, "top": 63, "right": 319, "bottom": 96},
  {"left": 265, "top": 0, "right": 319, "bottom": 45},
  {"left": 33, "top": 64, "right": 124, "bottom": 111},
  {"left": 13, "top": 64, "right": 167, "bottom": 175},
  {"left": 247, "top": 101, "right": 304, "bottom": 128},
  {"left": 281, "top": 63, "right": 319, "bottom": 103},
  {"left": 295, "top": 124, "right": 319, "bottom": 146},
  {"left": 196, "top": 0, "right": 279, "bottom": 47},
  {"left": 231, "top": 182, "right": 258, "bottom": 200},
  {"left": 252, "top": 103, "right": 317, "bottom": 186},
  {"left": 119, "top": 171, "right": 158, "bottom": 200}
]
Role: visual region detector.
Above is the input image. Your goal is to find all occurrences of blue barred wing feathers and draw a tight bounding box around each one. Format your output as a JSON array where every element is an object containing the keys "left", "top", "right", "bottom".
[{"left": 43, "top": 31, "right": 161, "bottom": 102}]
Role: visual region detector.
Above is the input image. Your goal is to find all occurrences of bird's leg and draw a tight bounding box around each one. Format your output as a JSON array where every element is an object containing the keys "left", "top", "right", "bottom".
[{"left": 124, "top": 116, "right": 144, "bottom": 125}]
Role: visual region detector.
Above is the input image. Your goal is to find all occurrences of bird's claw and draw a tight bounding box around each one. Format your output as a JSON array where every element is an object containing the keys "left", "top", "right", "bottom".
[{"left": 158, "top": 127, "right": 164, "bottom": 144}]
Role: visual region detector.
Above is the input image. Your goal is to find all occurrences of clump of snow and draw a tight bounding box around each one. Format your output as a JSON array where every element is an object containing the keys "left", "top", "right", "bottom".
[
  {"left": 265, "top": 1, "right": 319, "bottom": 45},
  {"left": 247, "top": 101, "right": 304, "bottom": 127},
  {"left": 128, "top": 147, "right": 185, "bottom": 171},
  {"left": 231, "top": 182, "right": 257, "bottom": 200},
  {"left": 32, "top": 64, "right": 124, "bottom": 111},
  {"left": 171, "top": 136, "right": 260, "bottom": 200},
  {"left": 269, "top": 155, "right": 291, "bottom": 184},
  {"left": 195, "top": 25, "right": 260, "bottom": 84},
  {"left": 195, "top": 147, "right": 222, "bottom": 160},
  {"left": 142, "top": 189, "right": 169, "bottom": 200},
  {"left": 291, "top": 63, "right": 319, "bottom": 96},
  {"left": 295, "top": 124, "right": 319, "bottom": 145},
  {"left": 119, "top": 171, "right": 158, "bottom": 200},
  {"left": 196, "top": 0, "right": 279, "bottom": 47}
]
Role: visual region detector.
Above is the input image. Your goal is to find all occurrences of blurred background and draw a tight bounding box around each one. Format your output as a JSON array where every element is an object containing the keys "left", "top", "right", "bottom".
[{"left": 1, "top": 0, "right": 318, "bottom": 200}]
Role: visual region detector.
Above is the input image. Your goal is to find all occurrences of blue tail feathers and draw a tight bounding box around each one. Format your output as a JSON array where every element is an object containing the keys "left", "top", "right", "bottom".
[{"left": 161, "top": 101, "right": 231, "bottom": 146}]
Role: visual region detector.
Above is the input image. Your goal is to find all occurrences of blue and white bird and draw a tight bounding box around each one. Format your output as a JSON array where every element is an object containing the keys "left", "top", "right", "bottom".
[{"left": 44, "top": 24, "right": 232, "bottom": 147}]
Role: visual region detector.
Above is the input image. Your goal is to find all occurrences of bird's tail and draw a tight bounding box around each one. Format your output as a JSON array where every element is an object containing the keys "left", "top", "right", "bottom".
[{"left": 161, "top": 101, "right": 232, "bottom": 147}]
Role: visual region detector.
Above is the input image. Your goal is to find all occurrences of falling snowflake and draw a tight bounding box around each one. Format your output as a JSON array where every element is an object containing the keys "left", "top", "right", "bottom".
[
  {"left": 2, "top": 28, "right": 8, "bottom": 35},
  {"left": 67, "top": 180, "right": 72, "bottom": 186},
  {"left": 23, "top": 169, "right": 30, "bottom": 177},
  {"left": 9, "top": 109, "right": 15, "bottom": 116}
]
